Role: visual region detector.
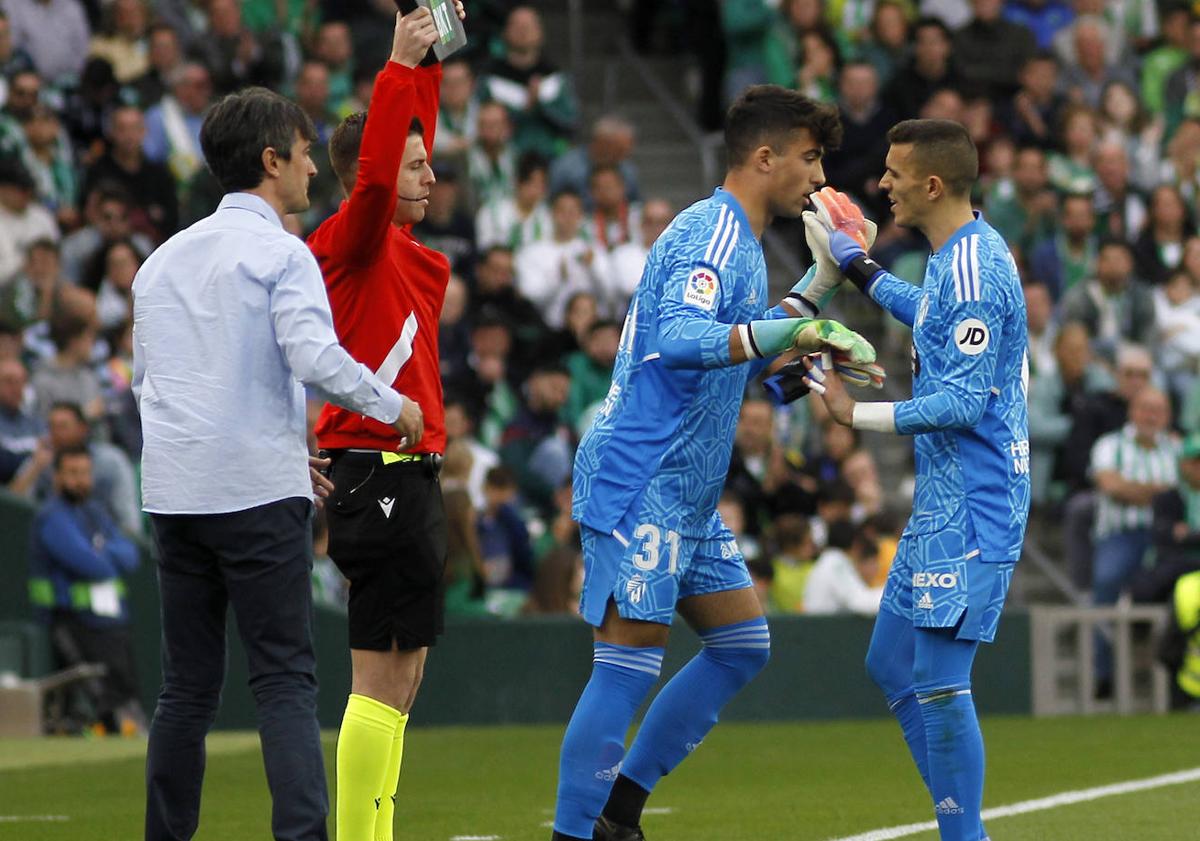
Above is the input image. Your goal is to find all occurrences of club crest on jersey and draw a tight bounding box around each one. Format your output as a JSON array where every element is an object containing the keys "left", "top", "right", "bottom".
[
  {"left": 954, "top": 318, "right": 989, "bottom": 355},
  {"left": 683, "top": 267, "right": 719, "bottom": 311}
]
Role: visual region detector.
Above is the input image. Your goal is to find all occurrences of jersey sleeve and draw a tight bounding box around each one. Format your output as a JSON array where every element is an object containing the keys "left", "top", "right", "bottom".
[
  {"left": 413, "top": 63, "right": 442, "bottom": 159},
  {"left": 893, "top": 258, "right": 1010, "bottom": 435},
  {"left": 866, "top": 271, "right": 923, "bottom": 327},
  {"left": 655, "top": 210, "right": 740, "bottom": 370}
]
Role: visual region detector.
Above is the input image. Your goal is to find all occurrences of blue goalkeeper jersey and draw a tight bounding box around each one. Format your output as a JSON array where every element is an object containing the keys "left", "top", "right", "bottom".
[
  {"left": 573, "top": 188, "right": 770, "bottom": 538},
  {"left": 868, "top": 212, "right": 1031, "bottom": 562}
]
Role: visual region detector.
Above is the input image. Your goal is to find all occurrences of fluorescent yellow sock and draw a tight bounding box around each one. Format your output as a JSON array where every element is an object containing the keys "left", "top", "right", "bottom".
[
  {"left": 374, "top": 712, "right": 409, "bottom": 841},
  {"left": 337, "top": 694, "right": 402, "bottom": 841}
]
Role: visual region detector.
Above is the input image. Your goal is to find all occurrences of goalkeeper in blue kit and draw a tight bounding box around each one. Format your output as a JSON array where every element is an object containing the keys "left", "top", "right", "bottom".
[
  {"left": 551, "top": 85, "right": 881, "bottom": 841},
  {"left": 803, "top": 120, "right": 1031, "bottom": 841}
]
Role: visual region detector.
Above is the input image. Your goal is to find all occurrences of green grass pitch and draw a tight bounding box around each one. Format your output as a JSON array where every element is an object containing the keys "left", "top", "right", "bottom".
[{"left": 1, "top": 715, "right": 1198, "bottom": 840}]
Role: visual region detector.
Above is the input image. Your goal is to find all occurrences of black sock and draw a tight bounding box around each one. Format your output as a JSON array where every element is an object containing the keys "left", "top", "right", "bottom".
[{"left": 602, "top": 774, "right": 651, "bottom": 828}]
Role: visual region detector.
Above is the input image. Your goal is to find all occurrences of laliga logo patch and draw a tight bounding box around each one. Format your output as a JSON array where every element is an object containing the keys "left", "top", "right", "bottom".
[
  {"left": 683, "top": 267, "right": 719, "bottom": 311},
  {"left": 954, "top": 318, "right": 989, "bottom": 355}
]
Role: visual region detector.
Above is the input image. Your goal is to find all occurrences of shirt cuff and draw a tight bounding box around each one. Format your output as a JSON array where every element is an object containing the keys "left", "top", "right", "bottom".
[
  {"left": 852, "top": 401, "right": 896, "bottom": 433},
  {"left": 376, "top": 390, "right": 405, "bottom": 426}
]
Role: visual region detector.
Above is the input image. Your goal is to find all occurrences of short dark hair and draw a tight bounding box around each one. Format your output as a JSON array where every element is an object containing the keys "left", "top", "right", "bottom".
[
  {"left": 484, "top": 465, "right": 517, "bottom": 489},
  {"left": 329, "top": 112, "right": 424, "bottom": 192},
  {"left": 588, "top": 162, "right": 623, "bottom": 182},
  {"left": 54, "top": 444, "right": 91, "bottom": 471},
  {"left": 516, "top": 151, "right": 548, "bottom": 184},
  {"left": 200, "top": 87, "right": 317, "bottom": 193},
  {"left": 1098, "top": 235, "right": 1132, "bottom": 255},
  {"left": 886, "top": 119, "right": 978, "bottom": 198},
  {"left": 724, "top": 85, "right": 842, "bottom": 168},
  {"left": 912, "top": 15, "right": 951, "bottom": 39},
  {"left": 49, "top": 401, "right": 88, "bottom": 426}
]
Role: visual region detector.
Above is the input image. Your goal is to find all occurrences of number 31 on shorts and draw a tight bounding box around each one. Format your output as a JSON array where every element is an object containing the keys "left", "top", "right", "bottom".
[{"left": 631, "top": 524, "right": 682, "bottom": 574}]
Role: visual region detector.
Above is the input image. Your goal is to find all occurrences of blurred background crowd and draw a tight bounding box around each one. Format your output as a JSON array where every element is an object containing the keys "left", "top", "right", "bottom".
[{"left": 2, "top": 0, "right": 1200, "bottom": 644}]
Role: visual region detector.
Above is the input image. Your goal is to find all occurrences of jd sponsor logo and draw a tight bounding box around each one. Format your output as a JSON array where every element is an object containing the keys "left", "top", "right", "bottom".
[{"left": 954, "top": 318, "right": 989, "bottom": 355}]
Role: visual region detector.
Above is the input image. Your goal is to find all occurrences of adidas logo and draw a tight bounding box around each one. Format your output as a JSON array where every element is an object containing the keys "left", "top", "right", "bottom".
[
  {"left": 594, "top": 762, "right": 622, "bottom": 782},
  {"left": 378, "top": 497, "right": 395, "bottom": 518},
  {"left": 935, "top": 796, "right": 964, "bottom": 815},
  {"left": 685, "top": 739, "right": 704, "bottom": 753},
  {"left": 917, "top": 592, "right": 935, "bottom": 610},
  {"left": 626, "top": 574, "right": 647, "bottom": 605}
]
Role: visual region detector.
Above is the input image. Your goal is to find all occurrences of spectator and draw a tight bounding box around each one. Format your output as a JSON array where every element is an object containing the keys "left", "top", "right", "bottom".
[
  {"left": 469, "top": 247, "right": 546, "bottom": 368},
  {"left": 1162, "top": 16, "right": 1200, "bottom": 140},
  {"left": 587, "top": 164, "right": 640, "bottom": 253},
  {"left": 563, "top": 318, "right": 618, "bottom": 433},
  {"left": 313, "top": 20, "right": 354, "bottom": 109},
  {"left": 515, "top": 189, "right": 606, "bottom": 329},
  {"left": 476, "top": 150, "right": 551, "bottom": 251},
  {"left": 467, "top": 100, "right": 516, "bottom": 210},
  {"left": 1060, "top": 238, "right": 1155, "bottom": 352},
  {"left": 727, "top": 397, "right": 814, "bottom": 533},
  {"left": 27, "top": 446, "right": 144, "bottom": 735},
  {"left": 1141, "top": 6, "right": 1190, "bottom": 118},
  {"left": 1091, "top": 386, "right": 1177, "bottom": 693},
  {"left": 89, "top": 239, "right": 139, "bottom": 331},
  {"left": 499, "top": 363, "right": 574, "bottom": 514},
  {"left": 0, "top": 161, "right": 59, "bottom": 286},
  {"left": 129, "top": 23, "right": 183, "bottom": 108},
  {"left": 434, "top": 57, "right": 479, "bottom": 163},
  {"left": 19, "top": 103, "right": 78, "bottom": 224},
  {"left": 477, "top": 464, "right": 535, "bottom": 592},
  {"left": 522, "top": 543, "right": 584, "bottom": 616},
  {"left": 548, "top": 114, "right": 640, "bottom": 207},
  {"left": 1133, "top": 184, "right": 1195, "bottom": 286},
  {"left": 446, "top": 315, "right": 521, "bottom": 449},
  {"left": 477, "top": 6, "right": 579, "bottom": 158},
  {"left": 444, "top": 394, "right": 500, "bottom": 512},
  {"left": 1092, "top": 141, "right": 1147, "bottom": 242},
  {"left": 1025, "top": 280, "right": 1058, "bottom": 379},
  {"left": 413, "top": 163, "right": 477, "bottom": 275},
  {"left": 5, "top": 0, "right": 91, "bottom": 87},
  {"left": 1153, "top": 268, "right": 1200, "bottom": 406},
  {"left": 87, "top": 0, "right": 149, "bottom": 83},
  {"left": 767, "top": 513, "right": 816, "bottom": 614},
  {"left": 608, "top": 197, "right": 673, "bottom": 310},
  {"left": 82, "top": 105, "right": 179, "bottom": 243},
  {"left": 1029, "top": 192, "right": 1098, "bottom": 300},
  {"left": 0, "top": 238, "right": 61, "bottom": 330},
  {"left": 191, "top": 0, "right": 285, "bottom": 95},
  {"left": 952, "top": 0, "right": 1037, "bottom": 101},
  {"left": 720, "top": 0, "right": 792, "bottom": 98},
  {"left": 1008, "top": 52, "right": 1067, "bottom": 150},
  {"left": 439, "top": 273, "right": 471, "bottom": 383},
  {"left": 0, "top": 356, "right": 40, "bottom": 463},
  {"left": 793, "top": 26, "right": 842, "bottom": 105},
  {"left": 60, "top": 184, "right": 153, "bottom": 286},
  {"left": 60, "top": 56, "right": 122, "bottom": 162},
  {"left": 290, "top": 60, "right": 342, "bottom": 229},
  {"left": 0, "top": 11, "right": 35, "bottom": 101},
  {"left": 31, "top": 289, "right": 103, "bottom": 421},
  {"left": 1098, "top": 80, "right": 1162, "bottom": 192},
  {"left": 884, "top": 17, "right": 953, "bottom": 121},
  {"left": 1133, "top": 435, "right": 1200, "bottom": 603},
  {"left": 802, "top": 519, "right": 882, "bottom": 615},
  {"left": 1046, "top": 104, "right": 1099, "bottom": 195},
  {"left": 823, "top": 60, "right": 894, "bottom": 220},
  {"left": 1059, "top": 15, "right": 1138, "bottom": 108},
  {"left": 1159, "top": 119, "right": 1200, "bottom": 217},
  {"left": 1004, "top": 0, "right": 1074, "bottom": 49},
  {"left": 810, "top": 478, "right": 855, "bottom": 550},
  {"left": 985, "top": 145, "right": 1058, "bottom": 256},
  {"left": 142, "top": 61, "right": 212, "bottom": 190},
  {"left": 441, "top": 439, "right": 487, "bottom": 615}
]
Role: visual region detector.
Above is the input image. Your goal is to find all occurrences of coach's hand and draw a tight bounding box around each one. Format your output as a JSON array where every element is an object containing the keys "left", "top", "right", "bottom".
[
  {"left": 308, "top": 455, "right": 334, "bottom": 509},
  {"left": 393, "top": 396, "right": 424, "bottom": 451},
  {"left": 391, "top": 7, "right": 439, "bottom": 68},
  {"left": 801, "top": 352, "right": 855, "bottom": 426}
]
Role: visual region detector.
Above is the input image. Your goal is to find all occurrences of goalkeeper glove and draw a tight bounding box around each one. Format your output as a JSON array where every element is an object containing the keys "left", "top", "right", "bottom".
[
  {"left": 788, "top": 187, "right": 873, "bottom": 315},
  {"left": 740, "top": 317, "right": 876, "bottom": 363},
  {"left": 762, "top": 352, "right": 887, "bottom": 405},
  {"left": 805, "top": 188, "right": 884, "bottom": 294}
]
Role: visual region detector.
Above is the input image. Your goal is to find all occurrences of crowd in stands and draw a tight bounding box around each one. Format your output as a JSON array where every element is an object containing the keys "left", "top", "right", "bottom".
[{"left": 4, "top": 0, "right": 1200, "bottom": 654}]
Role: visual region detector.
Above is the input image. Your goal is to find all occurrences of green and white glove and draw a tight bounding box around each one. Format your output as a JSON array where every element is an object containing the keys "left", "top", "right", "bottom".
[{"left": 741, "top": 317, "right": 876, "bottom": 364}]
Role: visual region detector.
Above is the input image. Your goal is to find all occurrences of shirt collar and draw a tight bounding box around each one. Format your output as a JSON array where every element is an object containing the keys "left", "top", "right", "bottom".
[
  {"left": 712, "top": 187, "right": 753, "bottom": 235},
  {"left": 937, "top": 210, "right": 986, "bottom": 255},
  {"left": 218, "top": 192, "right": 284, "bottom": 229}
]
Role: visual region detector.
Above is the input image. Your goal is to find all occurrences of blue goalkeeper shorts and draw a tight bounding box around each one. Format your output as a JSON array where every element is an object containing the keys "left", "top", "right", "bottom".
[
  {"left": 578, "top": 508, "right": 753, "bottom": 627},
  {"left": 880, "top": 503, "right": 1015, "bottom": 643}
]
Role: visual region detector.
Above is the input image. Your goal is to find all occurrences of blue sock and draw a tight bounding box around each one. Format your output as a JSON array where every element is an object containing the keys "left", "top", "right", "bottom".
[
  {"left": 866, "top": 609, "right": 932, "bottom": 791},
  {"left": 914, "top": 628, "right": 984, "bottom": 841},
  {"left": 620, "top": 618, "right": 770, "bottom": 792},
  {"left": 552, "top": 642, "right": 664, "bottom": 840}
]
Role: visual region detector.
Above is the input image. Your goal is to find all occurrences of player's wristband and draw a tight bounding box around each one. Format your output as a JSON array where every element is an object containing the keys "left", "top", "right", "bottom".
[
  {"left": 843, "top": 254, "right": 886, "bottom": 294},
  {"left": 851, "top": 401, "right": 896, "bottom": 433}
]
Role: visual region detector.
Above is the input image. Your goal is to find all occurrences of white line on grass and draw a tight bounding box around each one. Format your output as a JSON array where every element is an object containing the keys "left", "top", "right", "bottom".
[
  {"left": 449, "top": 835, "right": 502, "bottom": 840},
  {"left": 0, "top": 816, "right": 70, "bottom": 823},
  {"left": 827, "top": 766, "right": 1200, "bottom": 841}
]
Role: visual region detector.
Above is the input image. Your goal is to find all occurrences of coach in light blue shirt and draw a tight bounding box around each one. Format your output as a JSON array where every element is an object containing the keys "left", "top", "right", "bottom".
[{"left": 134, "top": 86, "right": 423, "bottom": 841}]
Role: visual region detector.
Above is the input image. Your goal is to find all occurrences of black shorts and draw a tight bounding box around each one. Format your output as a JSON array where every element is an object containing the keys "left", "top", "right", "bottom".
[{"left": 325, "top": 451, "right": 447, "bottom": 651}]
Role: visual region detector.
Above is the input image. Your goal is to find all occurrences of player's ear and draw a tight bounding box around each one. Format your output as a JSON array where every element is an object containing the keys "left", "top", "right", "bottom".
[
  {"left": 926, "top": 174, "right": 944, "bottom": 202},
  {"left": 752, "top": 144, "right": 774, "bottom": 174}
]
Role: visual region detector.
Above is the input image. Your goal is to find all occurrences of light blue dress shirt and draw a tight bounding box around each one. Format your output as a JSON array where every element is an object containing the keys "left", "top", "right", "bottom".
[{"left": 133, "top": 192, "right": 405, "bottom": 514}]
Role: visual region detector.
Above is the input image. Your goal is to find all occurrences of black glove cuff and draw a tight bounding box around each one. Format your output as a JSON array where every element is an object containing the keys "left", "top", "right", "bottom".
[{"left": 844, "top": 255, "right": 885, "bottom": 293}]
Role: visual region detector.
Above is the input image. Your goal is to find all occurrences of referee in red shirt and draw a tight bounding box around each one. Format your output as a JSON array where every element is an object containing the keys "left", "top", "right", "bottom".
[{"left": 306, "top": 6, "right": 463, "bottom": 840}]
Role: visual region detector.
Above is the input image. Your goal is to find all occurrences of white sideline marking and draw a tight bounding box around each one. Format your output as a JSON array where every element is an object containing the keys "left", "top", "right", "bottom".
[
  {"left": 826, "top": 766, "right": 1200, "bottom": 841},
  {"left": 0, "top": 816, "right": 70, "bottom": 823},
  {"left": 450, "top": 836, "right": 502, "bottom": 840},
  {"left": 536, "top": 807, "right": 676, "bottom": 830}
]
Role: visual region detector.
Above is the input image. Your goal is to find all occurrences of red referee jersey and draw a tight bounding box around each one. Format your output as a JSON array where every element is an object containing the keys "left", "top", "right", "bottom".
[{"left": 308, "top": 62, "right": 449, "bottom": 454}]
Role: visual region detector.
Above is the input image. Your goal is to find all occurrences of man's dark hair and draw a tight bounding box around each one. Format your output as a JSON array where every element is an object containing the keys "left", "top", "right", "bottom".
[
  {"left": 550, "top": 186, "right": 583, "bottom": 206},
  {"left": 588, "top": 162, "right": 623, "bottom": 182},
  {"left": 886, "top": 119, "right": 978, "bottom": 198},
  {"left": 588, "top": 319, "right": 619, "bottom": 337},
  {"left": 49, "top": 401, "right": 88, "bottom": 426},
  {"left": 817, "top": 479, "right": 856, "bottom": 507},
  {"left": 54, "top": 444, "right": 91, "bottom": 471},
  {"left": 485, "top": 465, "right": 517, "bottom": 488},
  {"left": 329, "top": 112, "right": 424, "bottom": 192},
  {"left": 26, "top": 237, "right": 59, "bottom": 257},
  {"left": 724, "top": 85, "right": 842, "bottom": 168},
  {"left": 1098, "top": 235, "right": 1133, "bottom": 255},
  {"left": 912, "top": 15, "right": 951, "bottom": 40},
  {"left": 48, "top": 306, "right": 93, "bottom": 353},
  {"left": 200, "top": 87, "right": 317, "bottom": 193},
  {"left": 516, "top": 151, "right": 548, "bottom": 184}
]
